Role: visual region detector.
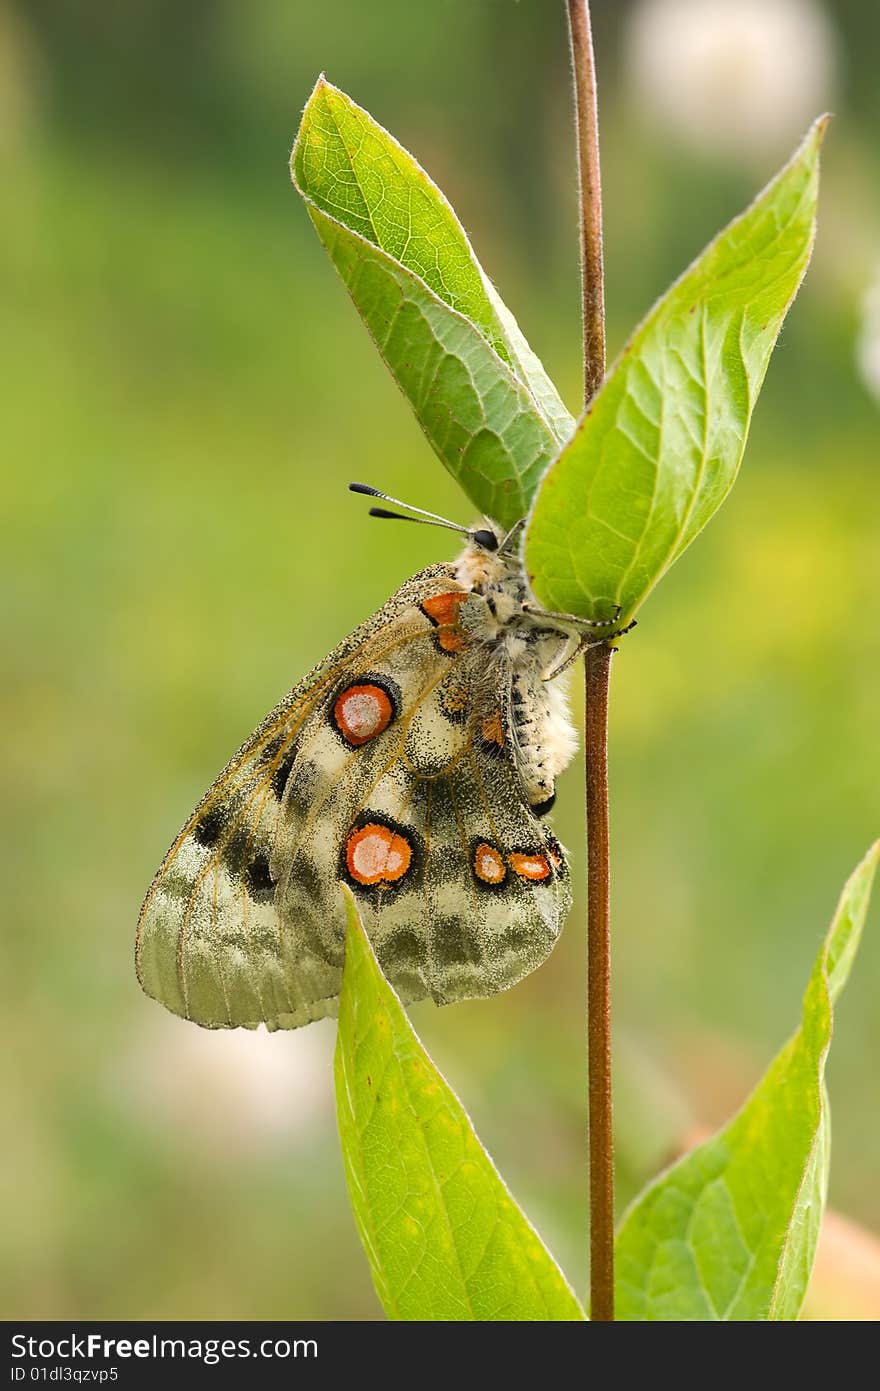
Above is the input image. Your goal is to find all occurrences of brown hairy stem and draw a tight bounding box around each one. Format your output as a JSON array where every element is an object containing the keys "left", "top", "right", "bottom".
[
  {"left": 583, "top": 642, "right": 614, "bottom": 1320},
  {"left": 566, "top": 0, "right": 614, "bottom": 1320},
  {"left": 567, "top": 0, "right": 605, "bottom": 405}
]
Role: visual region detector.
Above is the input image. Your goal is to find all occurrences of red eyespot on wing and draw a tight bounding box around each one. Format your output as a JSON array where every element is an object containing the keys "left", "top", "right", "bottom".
[
  {"left": 346, "top": 823, "right": 412, "bottom": 887},
  {"left": 509, "top": 851, "right": 551, "bottom": 883},
  {"left": 421, "top": 592, "right": 468, "bottom": 652},
  {"left": 333, "top": 683, "right": 394, "bottom": 746},
  {"left": 473, "top": 842, "right": 506, "bottom": 885}
]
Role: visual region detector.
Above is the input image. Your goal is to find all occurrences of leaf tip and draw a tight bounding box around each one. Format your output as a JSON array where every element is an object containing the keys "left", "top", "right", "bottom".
[
  {"left": 762, "top": 113, "right": 829, "bottom": 207},
  {"left": 340, "top": 882, "right": 364, "bottom": 940},
  {"left": 843, "top": 838, "right": 880, "bottom": 892},
  {"left": 795, "top": 112, "right": 831, "bottom": 169},
  {"left": 291, "top": 74, "right": 338, "bottom": 184},
  {"left": 308, "top": 71, "right": 332, "bottom": 101},
  {"left": 859, "top": 837, "right": 880, "bottom": 878}
]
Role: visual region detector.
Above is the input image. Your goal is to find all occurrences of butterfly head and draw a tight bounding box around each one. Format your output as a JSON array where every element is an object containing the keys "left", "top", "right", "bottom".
[{"left": 454, "top": 517, "right": 525, "bottom": 591}]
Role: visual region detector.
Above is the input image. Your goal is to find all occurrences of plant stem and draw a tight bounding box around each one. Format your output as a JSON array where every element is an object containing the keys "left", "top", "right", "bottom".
[
  {"left": 583, "top": 642, "right": 614, "bottom": 1320},
  {"left": 566, "top": 0, "right": 614, "bottom": 1321},
  {"left": 566, "top": 0, "right": 605, "bottom": 406}
]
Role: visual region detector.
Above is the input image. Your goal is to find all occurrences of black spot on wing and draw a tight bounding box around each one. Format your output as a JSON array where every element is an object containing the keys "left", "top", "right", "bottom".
[
  {"left": 193, "top": 805, "right": 226, "bottom": 848},
  {"left": 246, "top": 850, "right": 275, "bottom": 903},
  {"left": 223, "top": 829, "right": 250, "bottom": 878},
  {"left": 532, "top": 790, "right": 557, "bottom": 817},
  {"left": 271, "top": 747, "right": 296, "bottom": 801}
]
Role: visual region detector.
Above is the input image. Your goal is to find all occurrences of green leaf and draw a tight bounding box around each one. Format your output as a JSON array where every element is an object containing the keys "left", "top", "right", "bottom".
[
  {"left": 291, "top": 77, "right": 573, "bottom": 527},
  {"left": 334, "top": 886, "right": 586, "bottom": 1322},
  {"left": 615, "top": 841, "right": 879, "bottom": 1322},
  {"left": 525, "top": 118, "right": 826, "bottom": 623}
]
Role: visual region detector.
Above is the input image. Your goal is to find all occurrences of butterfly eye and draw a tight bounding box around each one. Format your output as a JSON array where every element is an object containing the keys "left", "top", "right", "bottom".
[{"left": 471, "top": 528, "right": 498, "bottom": 552}]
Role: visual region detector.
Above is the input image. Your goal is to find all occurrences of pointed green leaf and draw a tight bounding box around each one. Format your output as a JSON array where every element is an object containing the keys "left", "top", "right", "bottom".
[
  {"left": 292, "top": 78, "right": 573, "bottom": 526},
  {"left": 615, "top": 841, "right": 879, "bottom": 1322},
  {"left": 526, "top": 119, "right": 826, "bottom": 622},
  {"left": 334, "top": 887, "right": 586, "bottom": 1322}
]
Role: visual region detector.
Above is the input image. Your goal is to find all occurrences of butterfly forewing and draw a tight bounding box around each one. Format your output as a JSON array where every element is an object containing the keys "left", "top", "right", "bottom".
[{"left": 136, "top": 565, "right": 456, "bottom": 1028}]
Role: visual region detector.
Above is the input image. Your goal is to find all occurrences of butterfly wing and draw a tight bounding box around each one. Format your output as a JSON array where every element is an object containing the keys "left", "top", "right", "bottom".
[
  {"left": 135, "top": 564, "right": 459, "bottom": 1029},
  {"left": 137, "top": 567, "right": 572, "bottom": 1030}
]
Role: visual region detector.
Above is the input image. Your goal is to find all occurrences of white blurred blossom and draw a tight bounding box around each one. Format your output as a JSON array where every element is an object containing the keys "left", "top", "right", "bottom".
[
  {"left": 625, "top": 0, "right": 836, "bottom": 159},
  {"left": 857, "top": 275, "right": 880, "bottom": 402},
  {"left": 113, "top": 1013, "right": 334, "bottom": 1154}
]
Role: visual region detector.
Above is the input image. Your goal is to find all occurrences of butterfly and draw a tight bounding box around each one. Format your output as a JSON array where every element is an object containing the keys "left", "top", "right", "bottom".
[{"left": 136, "top": 484, "right": 626, "bottom": 1030}]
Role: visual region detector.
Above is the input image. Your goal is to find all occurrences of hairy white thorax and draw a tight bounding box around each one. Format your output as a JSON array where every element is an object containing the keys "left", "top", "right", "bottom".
[{"left": 452, "top": 529, "right": 579, "bottom": 811}]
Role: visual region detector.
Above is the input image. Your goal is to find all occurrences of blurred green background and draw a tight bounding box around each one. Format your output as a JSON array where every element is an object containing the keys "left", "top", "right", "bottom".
[{"left": 3, "top": 0, "right": 879, "bottom": 1320}]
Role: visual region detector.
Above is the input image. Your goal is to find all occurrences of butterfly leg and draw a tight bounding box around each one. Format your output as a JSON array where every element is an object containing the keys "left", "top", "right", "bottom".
[
  {"left": 522, "top": 601, "right": 622, "bottom": 629},
  {"left": 542, "top": 620, "right": 638, "bottom": 681},
  {"left": 536, "top": 634, "right": 589, "bottom": 681},
  {"left": 540, "top": 631, "right": 584, "bottom": 682}
]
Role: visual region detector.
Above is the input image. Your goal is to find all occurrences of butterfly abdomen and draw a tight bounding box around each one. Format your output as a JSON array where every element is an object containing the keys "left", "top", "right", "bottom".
[{"left": 503, "top": 648, "right": 577, "bottom": 813}]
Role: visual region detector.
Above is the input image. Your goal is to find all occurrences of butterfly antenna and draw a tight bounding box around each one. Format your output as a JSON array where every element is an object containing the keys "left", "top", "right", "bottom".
[{"left": 349, "top": 482, "right": 479, "bottom": 542}]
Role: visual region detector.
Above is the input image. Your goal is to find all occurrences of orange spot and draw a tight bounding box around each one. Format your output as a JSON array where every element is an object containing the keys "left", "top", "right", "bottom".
[
  {"left": 547, "top": 845, "right": 563, "bottom": 871},
  {"left": 474, "top": 842, "right": 506, "bottom": 885},
  {"left": 346, "top": 823, "right": 412, "bottom": 887},
  {"left": 422, "top": 592, "right": 468, "bottom": 653},
  {"left": 422, "top": 592, "right": 466, "bottom": 626},
  {"left": 334, "top": 683, "right": 393, "bottom": 746},
  {"left": 509, "top": 851, "right": 551, "bottom": 883},
  {"left": 481, "top": 710, "right": 504, "bottom": 747}
]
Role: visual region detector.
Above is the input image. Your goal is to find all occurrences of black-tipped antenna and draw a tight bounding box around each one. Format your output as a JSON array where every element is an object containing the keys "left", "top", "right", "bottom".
[
  {"left": 349, "top": 482, "right": 499, "bottom": 551},
  {"left": 368, "top": 507, "right": 417, "bottom": 521},
  {"left": 349, "top": 481, "right": 474, "bottom": 541}
]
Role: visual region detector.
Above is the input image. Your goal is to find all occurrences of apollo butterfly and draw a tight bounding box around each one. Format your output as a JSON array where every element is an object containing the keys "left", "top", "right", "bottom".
[{"left": 135, "top": 484, "right": 626, "bottom": 1029}]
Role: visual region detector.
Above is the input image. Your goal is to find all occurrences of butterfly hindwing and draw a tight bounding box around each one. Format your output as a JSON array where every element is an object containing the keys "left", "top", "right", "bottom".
[{"left": 274, "top": 617, "right": 570, "bottom": 1012}]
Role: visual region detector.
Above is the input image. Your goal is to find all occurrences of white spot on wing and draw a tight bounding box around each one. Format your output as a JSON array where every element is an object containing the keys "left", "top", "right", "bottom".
[
  {"left": 341, "top": 690, "right": 383, "bottom": 739},
  {"left": 352, "top": 831, "right": 389, "bottom": 880}
]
